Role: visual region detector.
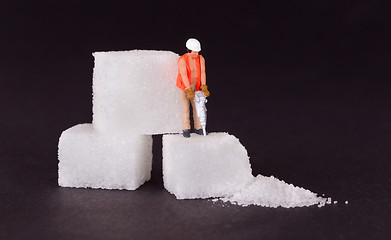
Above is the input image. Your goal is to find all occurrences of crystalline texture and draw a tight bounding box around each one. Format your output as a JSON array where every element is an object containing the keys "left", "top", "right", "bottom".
[
  {"left": 58, "top": 124, "right": 152, "bottom": 190},
  {"left": 92, "top": 50, "right": 182, "bottom": 135},
  {"left": 58, "top": 50, "right": 330, "bottom": 208},
  {"left": 59, "top": 50, "right": 180, "bottom": 190},
  {"left": 220, "top": 175, "right": 327, "bottom": 208},
  {"left": 163, "top": 133, "right": 254, "bottom": 199}
]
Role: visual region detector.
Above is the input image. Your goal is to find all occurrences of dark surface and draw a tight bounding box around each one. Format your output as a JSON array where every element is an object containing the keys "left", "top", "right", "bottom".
[{"left": 1, "top": 1, "right": 391, "bottom": 239}]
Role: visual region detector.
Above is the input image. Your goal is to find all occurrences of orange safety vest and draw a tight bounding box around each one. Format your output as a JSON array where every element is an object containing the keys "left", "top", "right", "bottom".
[{"left": 176, "top": 53, "right": 201, "bottom": 91}]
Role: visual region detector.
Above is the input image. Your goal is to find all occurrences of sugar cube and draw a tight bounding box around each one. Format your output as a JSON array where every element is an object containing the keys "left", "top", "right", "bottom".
[
  {"left": 92, "top": 50, "right": 182, "bottom": 135},
  {"left": 163, "top": 133, "right": 253, "bottom": 199},
  {"left": 58, "top": 124, "right": 152, "bottom": 190}
]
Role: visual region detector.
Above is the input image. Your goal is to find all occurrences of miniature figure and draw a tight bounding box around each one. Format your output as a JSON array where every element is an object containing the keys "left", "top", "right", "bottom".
[{"left": 176, "top": 38, "right": 210, "bottom": 138}]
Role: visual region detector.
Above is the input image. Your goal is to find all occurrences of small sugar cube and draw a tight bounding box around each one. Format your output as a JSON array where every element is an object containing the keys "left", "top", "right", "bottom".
[
  {"left": 58, "top": 124, "right": 152, "bottom": 190},
  {"left": 163, "top": 133, "right": 253, "bottom": 199},
  {"left": 92, "top": 50, "right": 182, "bottom": 135}
]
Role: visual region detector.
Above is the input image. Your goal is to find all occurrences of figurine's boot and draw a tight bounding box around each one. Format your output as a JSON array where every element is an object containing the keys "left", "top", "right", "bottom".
[
  {"left": 194, "top": 129, "right": 207, "bottom": 135},
  {"left": 182, "top": 129, "right": 191, "bottom": 138}
]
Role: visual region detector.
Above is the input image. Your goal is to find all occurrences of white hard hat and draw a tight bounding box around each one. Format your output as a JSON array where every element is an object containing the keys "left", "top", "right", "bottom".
[{"left": 186, "top": 38, "right": 201, "bottom": 52}]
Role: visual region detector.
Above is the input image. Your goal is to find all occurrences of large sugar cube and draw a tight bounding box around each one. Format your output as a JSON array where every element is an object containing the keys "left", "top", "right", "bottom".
[
  {"left": 92, "top": 50, "right": 182, "bottom": 135},
  {"left": 58, "top": 124, "right": 152, "bottom": 190},
  {"left": 163, "top": 133, "right": 253, "bottom": 199}
]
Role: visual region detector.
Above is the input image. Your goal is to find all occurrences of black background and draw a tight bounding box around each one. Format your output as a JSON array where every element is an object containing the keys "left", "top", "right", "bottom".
[{"left": 1, "top": 0, "right": 391, "bottom": 239}]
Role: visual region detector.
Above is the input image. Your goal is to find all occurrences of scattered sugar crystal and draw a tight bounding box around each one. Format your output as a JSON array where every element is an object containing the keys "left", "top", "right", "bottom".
[
  {"left": 58, "top": 124, "right": 152, "bottom": 190},
  {"left": 92, "top": 50, "right": 182, "bottom": 135},
  {"left": 334, "top": 201, "right": 338, "bottom": 204},
  {"left": 345, "top": 201, "right": 349, "bottom": 204},
  {"left": 163, "top": 133, "right": 253, "bottom": 199},
  {"left": 220, "top": 175, "right": 327, "bottom": 208}
]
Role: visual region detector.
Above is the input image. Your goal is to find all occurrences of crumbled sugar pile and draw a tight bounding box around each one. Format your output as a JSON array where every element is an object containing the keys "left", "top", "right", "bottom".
[{"left": 220, "top": 175, "right": 329, "bottom": 208}]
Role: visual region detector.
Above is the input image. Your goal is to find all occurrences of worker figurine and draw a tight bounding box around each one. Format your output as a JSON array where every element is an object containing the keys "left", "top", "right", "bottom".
[{"left": 176, "top": 38, "right": 210, "bottom": 138}]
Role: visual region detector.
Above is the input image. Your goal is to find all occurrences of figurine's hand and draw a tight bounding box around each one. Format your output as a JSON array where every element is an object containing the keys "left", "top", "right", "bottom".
[
  {"left": 185, "top": 87, "right": 195, "bottom": 100},
  {"left": 201, "top": 85, "right": 210, "bottom": 97}
]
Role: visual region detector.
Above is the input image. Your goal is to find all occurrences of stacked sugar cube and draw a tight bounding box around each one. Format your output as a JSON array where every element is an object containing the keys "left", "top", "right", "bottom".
[
  {"left": 92, "top": 51, "right": 182, "bottom": 135},
  {"left": 58, "top": 50, "right": 327, "bottom": 208},
  {"left": 59, "top": 50, "right": 182, "bottom": 190},
  {"left": 58, "top": 50, "right": 253, "bottom": 194}
]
